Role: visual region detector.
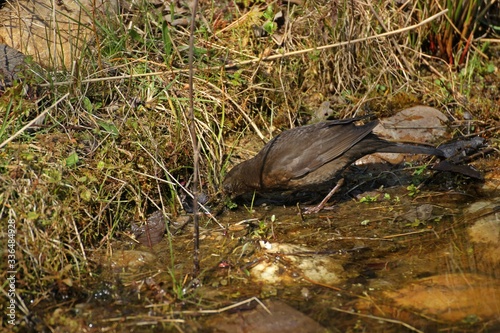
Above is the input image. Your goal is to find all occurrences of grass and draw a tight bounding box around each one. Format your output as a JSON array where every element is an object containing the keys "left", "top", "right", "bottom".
[{"left": 0, "top": 0, "right": 499, "bottom": 331}]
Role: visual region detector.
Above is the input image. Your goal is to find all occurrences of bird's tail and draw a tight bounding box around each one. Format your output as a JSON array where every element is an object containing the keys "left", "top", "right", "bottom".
[{"left": 376, "top": 141, "right": 445, "bottom": 157}]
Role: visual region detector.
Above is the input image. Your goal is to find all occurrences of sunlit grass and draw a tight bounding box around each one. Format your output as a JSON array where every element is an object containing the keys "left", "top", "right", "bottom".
[{"left": 0, "top": 0, "right": 498, "bottom": 331}]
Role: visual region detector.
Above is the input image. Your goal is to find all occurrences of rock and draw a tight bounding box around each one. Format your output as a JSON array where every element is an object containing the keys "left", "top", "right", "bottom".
[
  {"left": 131, "top": 210, "right": 167, "bottom": 246},
  {"left": 382, "top": 273, "right": 500, "bottom": 322},
  {"left": 374, "top": 105, "right": 449, "bottom": 143},
  {"left": 204, "top": 299, "right": 328, "bottom": 333},
  {"left": 250, "top": 241, "right": 345, "bottom": 285},
  {"left": 0, "top": 0, "right": 120, "bottom": 68},
  {"left": 403, "top": 204, "right": 434, "bottom": 224},
  {"left": 467, "top": 200, "right": 500, "bottom": 266},
  {"left": 109, "top": 250, "right": 157, "bottom": 271},
  {"left": 362, "top": 106, "right": 449, "bottom": 165}
]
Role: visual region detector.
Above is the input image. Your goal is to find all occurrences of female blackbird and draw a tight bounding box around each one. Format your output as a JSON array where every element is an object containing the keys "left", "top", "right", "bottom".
[{"left": 223, "top": 118, "right": 443, "bottom": 204}]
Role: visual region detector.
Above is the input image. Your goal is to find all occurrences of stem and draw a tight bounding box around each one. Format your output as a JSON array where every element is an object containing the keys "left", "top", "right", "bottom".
[{"left": 188, "top": 0, "right": 200, "bottom": 276}]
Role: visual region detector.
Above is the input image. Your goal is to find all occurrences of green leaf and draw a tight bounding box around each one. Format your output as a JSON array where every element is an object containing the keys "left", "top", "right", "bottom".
[
  {"left": 83, "top": 97, "right": 94, "bottom": 113},
  {"left": 407, "top": 184, "right": 419, "bottom": 197},
  {"left": 76, "top": 176, "right": 87, "bottom": 182},
  {"left": 263, "top": 21, "right": 277, "bottom": 34},
  {"left": 263, "top": 5, "right": 274, "bottom": 20},
  {"left": 66, "top": 152, "right": 79, "bottom": 167},
  {"left": 97, "top": 121, "right": 119, "bottom": 136},
  {"left": 359, "top": 194, "right": 379, "bottom": 203},
  {"left": 162, "top": 20, "right": 172, "bottom": 57},
  {"left": 27, "top": 211, "right": 39, "bottom": 220},
  {"left": 413, "top": 164, "right": 427, "bottom": 176},
  {"left": 226, "top": 199, "right": 238, "bottom": 209}
]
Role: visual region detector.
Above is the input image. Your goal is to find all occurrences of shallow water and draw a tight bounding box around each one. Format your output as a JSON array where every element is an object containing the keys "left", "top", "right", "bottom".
[{"left": 74, "top": 164, "right": 500, "bottom": 333}]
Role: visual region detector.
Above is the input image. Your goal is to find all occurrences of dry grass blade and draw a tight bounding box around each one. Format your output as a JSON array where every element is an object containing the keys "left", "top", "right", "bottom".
[
  {"left": 0, "top": 93, "right": 69, "bottom": 149},
  {"left": 229, "top": 9, "right": 449, "bottom": 67},
  {"left": 38, "top": 10, "right": 448, "bottom": 87},
  {"left": 331, "top": 307, "right": 424, "bottom": 333},
  {"left": 147, "top": 296, "right": 272, "bottom": 315}
]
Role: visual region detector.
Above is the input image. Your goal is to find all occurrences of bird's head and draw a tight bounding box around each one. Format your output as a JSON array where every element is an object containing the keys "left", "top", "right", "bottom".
[{"left": 222, "top": 165, "right": 246, "bottom": 199}]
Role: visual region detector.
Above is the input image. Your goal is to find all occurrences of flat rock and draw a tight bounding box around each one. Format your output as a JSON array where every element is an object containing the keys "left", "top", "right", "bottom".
[
  {"left": 361, "top": 106, "right": 449, "bottom": 165},
  {"left": 250, "top": 242, "right": 345, "bottom": 285},
  {"left": 383, "top": 273, "right": 500, "bottom": 322},
  {"left": 374, "top": 105, "right": 449, "bottom": 143},
  {"left": 0, "top": 0, "right": 119, "bottom": 68},
  {"left": 109, "top": 250, "right": 157, "bottom": 271},
  {"left": 204, "top": 299, "right": 328, "bottom": 333},
  {"left": 467, "top": 200, "right": 500, "bottom": 266}
]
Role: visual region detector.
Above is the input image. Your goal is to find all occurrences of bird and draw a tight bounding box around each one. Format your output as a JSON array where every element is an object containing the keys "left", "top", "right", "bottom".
[{"left": 222, "top": 118, "right": 445, "bottom": 213}]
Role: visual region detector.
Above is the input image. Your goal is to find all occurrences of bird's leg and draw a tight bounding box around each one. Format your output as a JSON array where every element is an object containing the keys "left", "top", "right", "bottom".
[{"left": 303, "top": 178, "right": 345, "bottom": 214}]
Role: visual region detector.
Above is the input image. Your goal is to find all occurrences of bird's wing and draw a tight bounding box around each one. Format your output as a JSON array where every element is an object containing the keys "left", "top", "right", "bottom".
[
  {"left": 308, "top": 121, "right": 378, "bottom": 169},
  {"left": 264, "top": 120, "right": 378, "bottom": 179}
]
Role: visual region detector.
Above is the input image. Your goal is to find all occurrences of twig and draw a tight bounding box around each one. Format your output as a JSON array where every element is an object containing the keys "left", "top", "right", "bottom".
[
  {"left": 100, "top": 316, "right": 185, "bottom": 324},
  {"left": 331, "top": 307, "right": 424, "bottom": 333},
  {"left": 188, "top": 0, "right": 201, "bottom": 275},
  {"left": 382, "top": 229, "right": 435, "bottom": 239},
  {"left": 147, "top": 296, "right": 272, "bottom": 315},
  {"left": 328, "top": 236, "right": 394, "bottom": 241}
]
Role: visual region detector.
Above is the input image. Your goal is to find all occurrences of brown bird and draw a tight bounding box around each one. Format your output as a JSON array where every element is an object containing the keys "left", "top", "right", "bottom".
[{"left": 223, "top": 118, "right": 444, "bottom": 212}]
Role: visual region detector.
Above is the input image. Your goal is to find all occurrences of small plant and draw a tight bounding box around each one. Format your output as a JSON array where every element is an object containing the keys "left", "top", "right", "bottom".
[
  {"left": 254, "top": 219, "right": 268, "bottom": 237},
  {"left": 407, "top": 184, "right": 420, "bottom": 197},
  {"left": 65, "top": 152, "right": 79, "bottom": 167},
  {"left": 225, "top": 198, "right": 238, "bottom": 210},
  {"left": 243, "top": 191, "right": 257, "bottom": 214},
  {"left": 412, "top": 164, "right": 428, "bottom": 177},
  {"left": 406, "top": 218, "right": 424, "bottom": 228},
  {"left": 359, "top": 194, "right": 379, "bottom": 203},
  {"left": 262, "top": 5, "right": 278, "bottom": 35}
]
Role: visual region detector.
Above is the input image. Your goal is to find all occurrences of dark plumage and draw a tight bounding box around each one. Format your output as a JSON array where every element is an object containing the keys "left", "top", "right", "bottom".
[{"left": 223, "top": 118, "right": 443, "bottom": 198}]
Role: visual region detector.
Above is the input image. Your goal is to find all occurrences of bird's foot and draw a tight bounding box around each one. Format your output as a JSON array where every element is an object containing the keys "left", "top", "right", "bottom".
[{"left": 302, "top": 178, "right": 345, "bottom": 214}]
